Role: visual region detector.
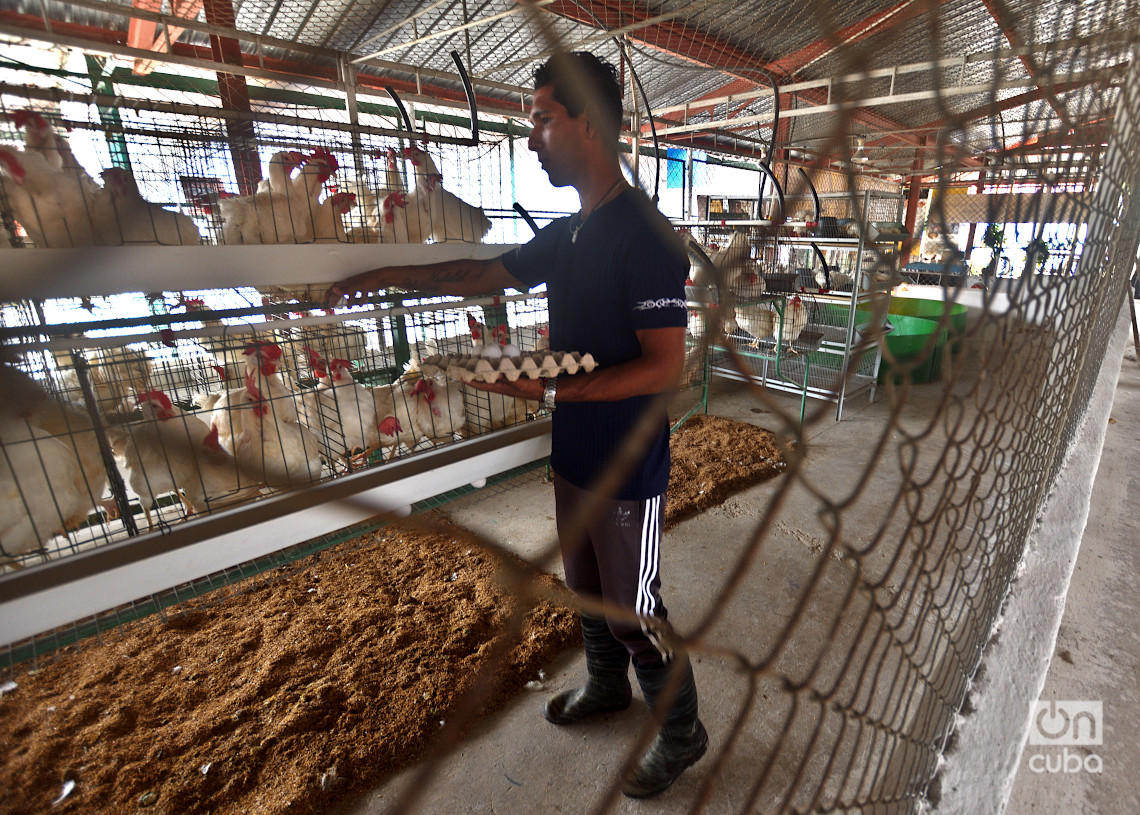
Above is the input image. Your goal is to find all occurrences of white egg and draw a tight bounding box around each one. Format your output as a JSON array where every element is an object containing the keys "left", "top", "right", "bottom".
[
  {"left": 470, "top": 477, "right": 487, "bottom": 489},
  {"left": 480, "top": 343, "right": 503, "bottom": 360},
  {"left": 501, "top": 343, "right": 522, "bottom": 360}
]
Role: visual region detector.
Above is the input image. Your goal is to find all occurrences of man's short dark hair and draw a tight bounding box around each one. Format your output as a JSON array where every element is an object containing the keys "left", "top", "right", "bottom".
[{"left": 534, "top": 51, "right": 623, "bottom": 145}]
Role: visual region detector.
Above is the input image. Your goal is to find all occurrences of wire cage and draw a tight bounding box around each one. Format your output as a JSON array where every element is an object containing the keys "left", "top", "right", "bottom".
[
  {"left": 0, "top": 96, "right": 515, "bottom": 250},
  {"left": 0, "top": 288, "right": 550, "bottom": 570}
]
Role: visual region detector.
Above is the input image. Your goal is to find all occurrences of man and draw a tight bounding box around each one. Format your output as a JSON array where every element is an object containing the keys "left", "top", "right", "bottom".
[{"left": 327, "top": 51, "right": 706, "bottom": 799}]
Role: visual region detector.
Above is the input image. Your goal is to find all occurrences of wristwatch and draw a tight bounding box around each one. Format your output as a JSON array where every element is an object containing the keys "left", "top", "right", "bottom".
[{"left": 541, "top": 376, "right": 558, "bottom": 412}]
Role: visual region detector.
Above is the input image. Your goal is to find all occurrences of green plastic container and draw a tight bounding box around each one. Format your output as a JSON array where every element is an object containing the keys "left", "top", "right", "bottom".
[
  {"left": 855, "top": 300, "right": 958, "bottom": 384},
  {"left": 885, "top": 298, "right": 967, "bottom": 355}
]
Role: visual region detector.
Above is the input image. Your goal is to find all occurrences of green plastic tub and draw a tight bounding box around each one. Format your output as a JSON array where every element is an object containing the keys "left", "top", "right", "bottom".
[
  {"left": 886, "top": 298, "right": 968, "bottom": 355},
  {"left": 855, "top": 299, "right": 958, "bottom": 384}
]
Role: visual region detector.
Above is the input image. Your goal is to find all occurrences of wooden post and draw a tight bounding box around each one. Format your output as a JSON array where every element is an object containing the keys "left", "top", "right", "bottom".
[{"left": 902, "top": 136, "right": 926, "bottom": 261}]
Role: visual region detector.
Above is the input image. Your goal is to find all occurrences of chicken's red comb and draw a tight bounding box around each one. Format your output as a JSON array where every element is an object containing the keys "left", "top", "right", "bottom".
[
  {"left": 412, "top": 378, "right": 435, "bottom": 401},
  {"left": 0, "top": 149, "right": 26, "bottom": 184},
  {"left": 11, "top": 109, "right": 46, "bottom": 131},
  {"left": 137, "top": 390, "right": 173, "bottom": 410},
  {"left": 178, "top": 294, "right": 206, "bottom": 310},
  {"left": 243, "top": 340, "right": 283, "bottom": 361},
  {"left": 305, "top": 147, "right": 339, "bottom": 176},
  {"left": 402, "top": 146, "right": 422, "bottom": 165}
]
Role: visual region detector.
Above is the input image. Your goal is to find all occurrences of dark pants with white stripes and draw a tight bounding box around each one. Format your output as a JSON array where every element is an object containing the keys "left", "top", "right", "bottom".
[{"left": 554, "top": 473, "right": 674, "bottom": 670}]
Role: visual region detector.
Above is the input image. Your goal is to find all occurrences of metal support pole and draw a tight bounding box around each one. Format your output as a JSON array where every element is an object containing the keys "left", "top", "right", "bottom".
[{"left": 70, "top": 352, "right": 139, "bottom": 536}]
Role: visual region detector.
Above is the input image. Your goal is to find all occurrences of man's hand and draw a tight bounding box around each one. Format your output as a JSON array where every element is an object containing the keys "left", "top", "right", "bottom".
[
  {"left": 325, "top": 274, "right": 379, "bottom": 308},
  {"left": 325, "top": 271, "right": 395, "bottom": 308},
  {"left": 326, "top": 258, "right": 523, "bottom": 308},
  {"left": 466, "top": 376, "right": 544, "bottom": 401}
]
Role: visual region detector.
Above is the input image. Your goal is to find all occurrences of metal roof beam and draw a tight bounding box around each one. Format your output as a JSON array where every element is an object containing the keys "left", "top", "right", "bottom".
[
  {"left": 0, "top": 11, "right": 532, "bottom": 119},
  {"left": 652, "top": 32, "right": 1133, "bottom": 118},
  {"left": 654, "top": 65, "right": 1126, "bottom": 137},
  {"left": 5, "top": 0, "right": 535, "bottom": 100},
  {"left": 353, "top": 0, "right": 555, "bottom": 62},
  {"left": 979, "top": 0, "right": 1069, "bottom": 125}
]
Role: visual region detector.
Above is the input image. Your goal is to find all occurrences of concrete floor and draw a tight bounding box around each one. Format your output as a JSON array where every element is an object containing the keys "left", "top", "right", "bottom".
[{"left": 337, "top": 302, "right": 1140, "bottom": 815}]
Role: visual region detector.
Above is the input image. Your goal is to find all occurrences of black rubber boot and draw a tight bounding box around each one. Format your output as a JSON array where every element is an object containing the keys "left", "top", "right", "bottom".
[
  {"left": 544, "top": 612, "right": 633, "bottom": 725},
  {"left": 622, "top": 657, "right": 707, "bottom": 799}
]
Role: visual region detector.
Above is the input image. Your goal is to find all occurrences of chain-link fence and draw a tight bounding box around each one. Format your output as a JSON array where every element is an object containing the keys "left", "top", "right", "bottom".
[{"left": 0, "top": 1, "right": 1137, "bottom": 813}]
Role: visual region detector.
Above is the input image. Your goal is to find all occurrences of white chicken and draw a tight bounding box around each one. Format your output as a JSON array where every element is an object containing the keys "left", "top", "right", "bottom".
[
  {"left": 379, "top": 189, "right": 429, "bottom": 244},
  {"left": 93, "top": 167, "right": 201, "bottom": 245},
  {"left": 299, "top": 346, "right": 378, "bottom": 470},
  {"left": 467, "top": 313, "right": 511, "bottom": 347},
  {"left": 2, "top": 361, "right": 111, "bottom": 519},
  {"left": 732, "top": 305, "right": 778, "bottom": 348},
  {"left": 778, "top": 295, "right": 810, "bottom": 347},
  {"left": 110, "top": 390, "right": 260, "bottom": 528},
  {"left": 216, "top": 151, "right": 313, "bottom": 244},
  {"left": 403, "top": 144, "right": 491, "bottom": 242},
  {"left": 205, "top": 341, "right": 323, "bottom": 487},
  {"left": 0, "top": 141, "right": 100, "bottom": 248},
  {"left": 292, "top": 147, "right": 339, "bottom": 235},
  {"left": 815, "top": 268, "right": 853, "bottom": 290},
  {"left": 346, "top": 147, "right": 415, "bottom": 243},
  {"left": 408, "top": 373, "right": 467, "bottom": 444},
  {"left": 0, "top": 412, "right": 88, "bottom": 565},
  {"left": 689, "top": 230, "right": 751, "bottom": 289},
  {"left": 58, "top": 346, "right": 151, "bottom": 414},
  {"left": 368, "top": 377, "right": 424, "bottom": 460},
  {"left": 12, "top": 109, "right": 84, "bottom": 172},
  {"left": 312, "top": 191, "right": 357, "bottom": 244},
  {"left": 463, "top": 315, "right": 536, "bottom": 430}
]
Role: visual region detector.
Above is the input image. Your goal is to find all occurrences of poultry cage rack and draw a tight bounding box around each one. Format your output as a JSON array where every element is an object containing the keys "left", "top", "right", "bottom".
[{"left": 685, "top": 188, "right": 906, "bottom": 420}]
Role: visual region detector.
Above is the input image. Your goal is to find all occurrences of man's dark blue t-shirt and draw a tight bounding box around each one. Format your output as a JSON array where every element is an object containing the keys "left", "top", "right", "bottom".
[{"left": 501, "top": 188, "right": 688, "bottom": 500}]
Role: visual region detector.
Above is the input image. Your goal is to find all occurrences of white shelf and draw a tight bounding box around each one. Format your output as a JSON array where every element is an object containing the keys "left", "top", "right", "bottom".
[{"left": 0, "top": 242, "right": 520, "bottom": 302}]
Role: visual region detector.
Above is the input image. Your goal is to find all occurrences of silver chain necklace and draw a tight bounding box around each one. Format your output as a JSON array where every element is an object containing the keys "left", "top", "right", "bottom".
[{"left": 570, "top": 179, "right": 624, "bottom": 243}]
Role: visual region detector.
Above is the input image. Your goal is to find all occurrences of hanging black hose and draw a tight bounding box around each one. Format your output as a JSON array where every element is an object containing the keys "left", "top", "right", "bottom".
[
  {"left": 513, "top": 202, "right": 541, "bottom": 236},
  {"left": 385, "top": 86, "right": 416, "bottom": 135},
  {"left": 757, "top": 162, "right": 786, "bottom": 222},
  {"left": 757, "top": 71, "right": 780, "bottom": 211},
  {"left": 385, "top": 50, "right": 479, "bottom": 147},
  {"left": 798, "top": 166, "right": 821, "bottom": 223},
  {"left": 810, "top": 241, "right": 831, "bottom": 290},
  {"left": 619, "top": 43, "right": 661, "bottom": 203},
  {"left": 450, "top": 49, "right": 481, "bottom": 146}
]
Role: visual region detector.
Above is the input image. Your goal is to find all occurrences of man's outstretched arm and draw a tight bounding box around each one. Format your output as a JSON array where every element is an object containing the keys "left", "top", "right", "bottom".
[{"left": 326, "top": 257, "right": 526, "bottom": 305}]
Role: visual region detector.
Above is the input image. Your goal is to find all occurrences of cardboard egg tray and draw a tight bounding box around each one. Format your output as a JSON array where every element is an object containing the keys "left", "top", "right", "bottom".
[{"left": 421, "top": 350, "right": 598, "bottom": 383}]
